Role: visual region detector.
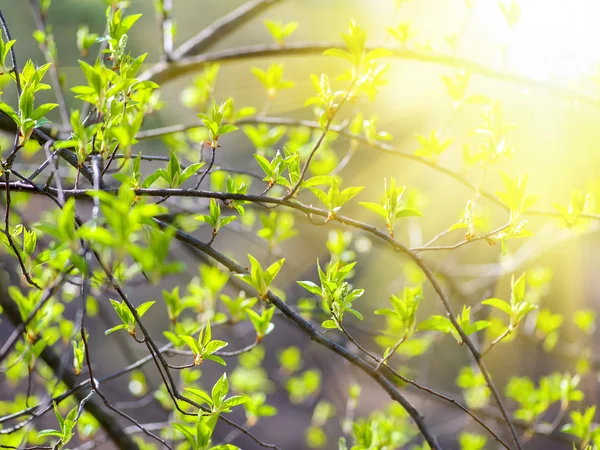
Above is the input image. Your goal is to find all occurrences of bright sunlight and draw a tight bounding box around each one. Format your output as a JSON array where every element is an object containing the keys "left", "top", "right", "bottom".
[{"left": 477, "top": 0, "right": 600, "bottom": 81}]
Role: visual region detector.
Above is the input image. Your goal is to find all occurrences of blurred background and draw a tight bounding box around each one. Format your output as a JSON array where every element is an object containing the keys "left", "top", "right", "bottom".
[{"left": 2, "top": 0, "right": 600, "bottom": 449}]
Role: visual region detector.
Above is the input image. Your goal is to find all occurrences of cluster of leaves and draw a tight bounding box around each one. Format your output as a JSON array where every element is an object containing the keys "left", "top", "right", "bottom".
[{"left": 298, "top": 259, "right": 364, "bottom": 330}]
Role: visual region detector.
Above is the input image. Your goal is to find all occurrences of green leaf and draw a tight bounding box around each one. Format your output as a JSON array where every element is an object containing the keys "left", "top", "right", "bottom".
[
  {"left": 321, "top": 319, "right": 338, "bottom": 329},
  {"left": 212, "top": 373, "right": 229, "bottom": 406},
  {"left": 104, "top": 324, "right": 127, "bottom": 335},
  {"left": 179, "top": 335, "right": 200, "bottom": 355},
  {"left": 221, "top": 395, "right": 248, "bottom": 409},
  {"left": 359, "top": 201, "right": 388, "bottom": 218},
  {"left": 418, "top": 315, "right": 453, "bottom": 334},
  {"left": 297, "top": 281, "right": 322, "bottom": 296},
  {"left": 30, "top": 103, "right": 58, "bottom": 121},
  {"left": 218, "top": 124, "right": 238, "bottom": 135},
  {"left": 173, "top": 423, "right": 196, "bottom": 448},
  {"left": 264, "top": 258, "right": 285, "bottom": 286},
  {"left": 184, "top": 387, "right": 213, "bottom": 405},
  {"left": 482, "top": 298, "right": 512, "bottom": 316},
  {"left": 136, "top": 301, "right": 155, "bottom": 318}
]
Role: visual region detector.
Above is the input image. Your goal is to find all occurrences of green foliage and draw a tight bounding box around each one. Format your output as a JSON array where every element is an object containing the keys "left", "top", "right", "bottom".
[
  {"left": 185, "top": 373, "right": 247, "bottom": 414},
  {"left": 414, "top": 130, "right": 452, "bottom": 162},
  {"left": 181, "top": 63, "right": 220, "bottom": 110},
  {"left": 0, "top": 61, "right": 56, "bottom": 148},
  {"left": 459, "top": 432, "right": 487, "bottom": 450},
  {"left": 286, "top": 369, "right": 321, "bottom": 404},
  {"left": 76, "top": 25, "right": 99, "bottom": 56},
  {"left": 251, "top": 63, "right": 295, "bottom": 99},
  {"left": 506, "top": 373, "right": 583, "bottom": 423},
  {"left": 307, "top": 400, "right": 336, "bottom": 447},
  {"left": 195, "top": 198, "right": 238, "bottom": 237},
  {"left": 257, "top": 210, "right": 297, "bottom": 250},
  {"left": 498, "top": 0, "right": 521, "bottom": 28},
  {"left": 246, "top": 306, "right": 276, "bottom": 341},
  {"left": 387, "top": 23, "right": 415, "bottom": 47},
  {"left": 457, "top": 366, "right": 490, "bottom": 409},
  {"left": 418, "top": 305, "right": 489, "bottom": 344},
  {"left": 155, "top": 150, "right": 205, "bottom": 187},
  {"left": 375, "top": 285, "right": 422, "bottom": 342},
  {"left": 310, "top": 178, "right": 364, "bottom": 220},
  {"left": 198, "top": 99, "right": 239, "bottom": 148},
  {"left": 37, "top": 402, "right": 79, "bottom": 448},
  {"left": 482, "top": 273, "right": 537, "bottom": 331},
  {"left": 298, "top": 259, "right": 364, "bottom": 330},
  {"left": 553, "top": 189, "right": 590, "bottom": 229},
  {"left": 562, "top": 406, "right": 600, "bottom": 449},
  {"left": 360, "top": 177, "right": 422, "bottom": 237},
  {"left": 0, "top": 35, "right": 16, "bottom": 75},
  {"left": 495, "top": 172, "right": 538, "bottom": 219},
  {"left": 178, "top": 321, "right": 228, "bottom": 366},
  {"left": 72, "top": 339, "right": 85, "bottom": 375},
  {"left": 254, "top": 149, "right": 297, "bottom": 188},
  {"left": 235, "top": 254, "right": 285, "bottom": 300},
  {"left": 105, "top": 299, "right": 155, "bottom": 337},
  {"left": 264, "top": 19, "right": 298, "bottom": 46},
  {"left": 243, "top": 123, "right": 287, "bottom": 155}
]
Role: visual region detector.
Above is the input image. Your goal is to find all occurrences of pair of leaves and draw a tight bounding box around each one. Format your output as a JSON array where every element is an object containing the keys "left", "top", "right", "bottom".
[
  {"left": 298, "top": 260, "right": 364, "bottom": 330},
  {"left": 374, "top": 285, "right": 423, "bottom": 339},
  {"left": 247, "top": 306, "right": 276, "bottom": 341},
  {"left": 37, "top": 402, "right": 79, "bottom": 448},
  {"left": 185, "top": 373, "right": 247, "bottom": 413},
  {"left": 418, "top": 305, "right": 490, "bottom": 344},
  {"left": 178, "top": 321, "right": 228, "bottom": 366},
  {"left": 414, "top": 130, "right": 452, "bottom": 162},
  {"left": 105, "top": 299, "right": 155, "bottom": 337},
  {"left": 235, "top": 255, "right": 285, "bottom": 299},
  {"left": 310, "top": 179, "right": 364, "bottom": 219},
  {"left": 198, "top": 99, "right": 238, "bottom": 148},
  {"left": 359, "top": 177, "right": 422, "bottom": 237},
  {"left": 195, "top": 199, "right": 237, "bottom": 236},
  {"left": 482, "top": 273, "right": 537, "bottom": 329},
  {"left": 251, "top": 63, "right": 295, "bottom": 99},
  {"left": 264, "top": 19, "right": 298, "bottom": 46},
  {"left": 152, "top": 150, "right": 205, "bottom": 188}
]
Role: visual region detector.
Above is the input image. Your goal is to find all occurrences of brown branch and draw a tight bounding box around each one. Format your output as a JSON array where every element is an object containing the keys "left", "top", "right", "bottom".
[
  {"left": 140, "top": 42, "right": 600, "bottom": 112},
  {"left": 137, "top": 115, "right": 600, "bottom": 224},
  {"left": 157, "top": 219, "right": 443, "bottom": 450},
  {"left": 0, "top": 270, "right": 68, "bottom": 364},
  {"left": 171, "top": 0, "right": 281, "bottom": 59},
  {"left": 0, "top": 281, "right": 141, "bottom": 450}
]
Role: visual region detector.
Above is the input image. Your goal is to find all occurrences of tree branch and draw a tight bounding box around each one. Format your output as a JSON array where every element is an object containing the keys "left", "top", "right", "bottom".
[
  {"left": 140, "top": 42, "right": 599, "bottom": 112},
  {"left": 171, "top": 0, "right": 281, "bottom": 59},
  {"left": 156, "top": 219, "right": 443, "bottom": 450},
  {"left": 0, "top": 278, "right": 141, "bottom": 450}
]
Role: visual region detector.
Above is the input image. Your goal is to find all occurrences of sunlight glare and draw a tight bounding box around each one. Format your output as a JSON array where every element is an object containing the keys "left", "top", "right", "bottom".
[{"left": 478, "top": 0, "right": 600, "bottom": 82}]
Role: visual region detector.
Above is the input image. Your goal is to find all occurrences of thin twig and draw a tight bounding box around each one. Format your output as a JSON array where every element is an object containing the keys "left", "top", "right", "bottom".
[
  {"left": 157, "top": 0, "right": 174, "bottom": 61},
  {"left": 27, "top": 0, "right": 69, "bottom": 125},
  {"left": 157, "top": 219, "right": 442, "bottom": 450}
]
